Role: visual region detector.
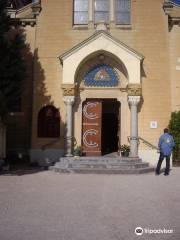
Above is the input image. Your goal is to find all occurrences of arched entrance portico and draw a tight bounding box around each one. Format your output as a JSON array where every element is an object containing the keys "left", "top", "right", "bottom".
[{"left": 59, "top": 30, "right": 144, "bottom": 158}]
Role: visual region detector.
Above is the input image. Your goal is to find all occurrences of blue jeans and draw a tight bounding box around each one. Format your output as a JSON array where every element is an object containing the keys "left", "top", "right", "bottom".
[{"left": 156, "top": 152, "right": 170, "bottom": 174}]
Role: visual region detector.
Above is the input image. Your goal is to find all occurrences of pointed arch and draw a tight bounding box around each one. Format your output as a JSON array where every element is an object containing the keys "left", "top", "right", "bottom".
[{"left": 60, "top": 31, "right": 144, "bottom": 85}]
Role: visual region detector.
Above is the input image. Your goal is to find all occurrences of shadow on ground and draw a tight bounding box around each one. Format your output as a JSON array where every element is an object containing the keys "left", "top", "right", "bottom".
[{"left": 0, "top": 162, "right": 48, "bottom": 176}]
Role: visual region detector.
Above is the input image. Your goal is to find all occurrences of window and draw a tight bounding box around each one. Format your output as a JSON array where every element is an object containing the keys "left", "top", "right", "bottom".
[
  {"left": 73, "top": 0, "right": 88, "bottom": 25},
  {"left": 38, "top": 106, "right": 60, "bottom": 138},
  {"left": 94, "top": 0, "right": 109, "bottom": 23},
  {"left": 73, "top": 0, "right": 131, "bottom": 26},
  {"left": 115, "top": 0, "right": 131, "bottom": 25}
]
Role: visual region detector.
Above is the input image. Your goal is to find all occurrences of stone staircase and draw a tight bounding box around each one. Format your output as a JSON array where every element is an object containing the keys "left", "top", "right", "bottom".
[{"left": 50, "top": 155, "right": 155, "bottom": 174}]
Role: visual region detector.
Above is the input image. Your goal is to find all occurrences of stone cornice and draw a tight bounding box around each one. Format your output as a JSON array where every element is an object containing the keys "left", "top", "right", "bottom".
[
  {"left": 163, "top": 1, "right": 180, "bottom": 31},
  {"left": 7, "top": 1, "right": 41, "bottom": 27}
]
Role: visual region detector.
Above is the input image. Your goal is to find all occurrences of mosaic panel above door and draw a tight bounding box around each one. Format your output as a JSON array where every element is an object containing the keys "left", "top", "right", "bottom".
[{"left": 84, "top": 64, "right": 119, "bottom": 87}]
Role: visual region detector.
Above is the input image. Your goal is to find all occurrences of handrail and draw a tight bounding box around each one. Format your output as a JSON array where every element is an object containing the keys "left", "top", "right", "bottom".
[
  {"left": 127, "top": 136, "right": 159, "bottom": 151},
  {"left": 138, "top": 137, "right": 159, "bottom": 150}
]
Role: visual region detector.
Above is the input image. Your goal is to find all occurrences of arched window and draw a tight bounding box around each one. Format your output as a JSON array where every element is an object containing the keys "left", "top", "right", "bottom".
[{"left": 38, "top": 106, "right": 60, "bottom": 138}]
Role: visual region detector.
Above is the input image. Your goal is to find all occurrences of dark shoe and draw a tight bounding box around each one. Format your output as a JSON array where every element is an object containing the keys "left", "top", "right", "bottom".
[
  {"left": 164, "top": 173, "right": 169, "bottom": 176},
  {"left": 155, "top": 172, "right": 160, "bottom": 175}
]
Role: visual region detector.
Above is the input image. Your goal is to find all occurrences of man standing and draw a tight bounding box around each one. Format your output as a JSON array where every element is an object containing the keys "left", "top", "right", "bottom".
[{"left": 156, "top": 128, "right": 175, "bottom": 176}]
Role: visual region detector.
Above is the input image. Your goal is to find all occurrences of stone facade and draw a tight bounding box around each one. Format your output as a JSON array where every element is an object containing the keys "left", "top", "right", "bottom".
[{"left": 6, "top": 0, "right": 180, "bottom": 166}]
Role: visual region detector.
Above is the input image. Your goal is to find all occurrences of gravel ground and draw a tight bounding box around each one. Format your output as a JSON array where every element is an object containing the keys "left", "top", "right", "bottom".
[{"left": 0, "top": 168, "right": 180, "bottom": 240}]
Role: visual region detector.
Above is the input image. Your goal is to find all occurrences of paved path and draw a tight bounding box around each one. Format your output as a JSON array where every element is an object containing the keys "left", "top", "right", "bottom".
[{"left": 0, "top": 168, "right": 180, "bottom": 240}]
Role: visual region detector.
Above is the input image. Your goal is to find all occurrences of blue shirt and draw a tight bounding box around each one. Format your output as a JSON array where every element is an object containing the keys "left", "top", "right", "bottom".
[{"left": 158, "top": 133, "right": 175, "bottom": 156}]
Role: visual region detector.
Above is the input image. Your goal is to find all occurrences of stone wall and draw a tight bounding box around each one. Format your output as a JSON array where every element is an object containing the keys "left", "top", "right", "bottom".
[{"left": 10, "top": 0, "right": 179, "bottom": 163}]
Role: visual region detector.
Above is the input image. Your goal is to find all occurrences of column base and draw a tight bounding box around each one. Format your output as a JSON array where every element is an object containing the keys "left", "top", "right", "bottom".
[
  {"left": 129, "top": 153, "right": 139, "bottom": 158},
  {"left": 64, "top": 154, "right": 73, "bottom": 157}
]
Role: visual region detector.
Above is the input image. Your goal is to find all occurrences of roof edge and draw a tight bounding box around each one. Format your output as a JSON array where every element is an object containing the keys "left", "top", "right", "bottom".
[{"left": 59, "top": 31, "right": 144, "bottom": 63}]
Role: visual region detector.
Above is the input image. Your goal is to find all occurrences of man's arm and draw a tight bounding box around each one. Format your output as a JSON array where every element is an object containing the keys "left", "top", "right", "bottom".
[{"left": 158, "top": 135, "right": 163, "bottom": 149}]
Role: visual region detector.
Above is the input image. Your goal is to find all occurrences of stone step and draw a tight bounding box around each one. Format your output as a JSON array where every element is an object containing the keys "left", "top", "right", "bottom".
[
  {"left": 50, "top": 156, "right": 154, "bottom": 174},
  {"left": 54, "top": 162, "right": 149, "bottom": 169},
  {"left": 52, "top": 167, "right": 155, "bottom": 174},
  {"left": 59, "top": 157, "right": 142, "bottom": 164}
]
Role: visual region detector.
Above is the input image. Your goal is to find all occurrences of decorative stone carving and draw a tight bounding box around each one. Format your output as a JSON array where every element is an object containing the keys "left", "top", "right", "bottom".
[
  {"left": 95, "top": 21, "right": 108, "bottom": 31},
  {"left": 62, "top": 84, "right": 76, "bottom": 96},
  {"left": 128, "top": 96, "right": 141, "bottom": 106},
  {"left": 63, "top": 96, "right": 75, "bottom": 105},
  {"left": 127, "top": 84, "right": 142, "bottom": 96}
]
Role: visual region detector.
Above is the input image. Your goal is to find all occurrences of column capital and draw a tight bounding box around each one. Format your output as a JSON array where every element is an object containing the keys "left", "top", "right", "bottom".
[
  {"left": 128, "top": 96, "right": 141, "bottom": 106},
  {"left": 63, "top": 96, "right": 75, "bottom": 105},
  {"left": 127, "top": 84, "right": 142, "bottom": 96},
  {"left": 61, "top": 84, "right": 76, "bottom": 96}
]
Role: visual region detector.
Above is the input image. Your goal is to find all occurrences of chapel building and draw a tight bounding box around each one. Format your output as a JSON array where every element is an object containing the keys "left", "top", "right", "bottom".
[{"left": 5, "top": 0, "right": 180, "bottom": 166}]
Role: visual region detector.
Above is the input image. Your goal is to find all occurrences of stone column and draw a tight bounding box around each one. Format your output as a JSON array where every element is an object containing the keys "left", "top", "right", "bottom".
[
  {"left": 128, "top": 96, "right": 141, "bottom": 157},
  {"left": 63, "top": 96, "right": 75, "bottom": 157}
]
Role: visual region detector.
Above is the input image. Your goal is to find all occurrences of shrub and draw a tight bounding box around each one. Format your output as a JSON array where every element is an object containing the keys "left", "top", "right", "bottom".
[{"left": 169, "top": 111, "right": 180, "bottom": 161}]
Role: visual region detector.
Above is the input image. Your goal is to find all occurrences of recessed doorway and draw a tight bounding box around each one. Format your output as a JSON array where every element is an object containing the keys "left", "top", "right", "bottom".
[
  {"left": 101, "top": 99, "right": 120, "bottom": 155},
  {"left": 82, "top": 99, "right": 120, "bottom": 156}
]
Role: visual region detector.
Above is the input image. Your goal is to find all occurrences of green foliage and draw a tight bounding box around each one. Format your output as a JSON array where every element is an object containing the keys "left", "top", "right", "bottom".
[
  {"left": 169, "top": 111, "right": 180, "bottom": 160},
  {"left": 0, "top": 0, "right": 26, "bottom": 121},
  {"left": 120, "top": 144, "right": 130, "bottom": 153},
  {"left": 120, "top": 144, "right": 130, "bottom": 157},
  {"left": 74, "top": 145, "right": 82, "bottom": 156}
]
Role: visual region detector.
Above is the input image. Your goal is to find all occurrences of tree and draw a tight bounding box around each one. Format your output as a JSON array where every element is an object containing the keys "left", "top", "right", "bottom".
[
  {"left": 0, "top": 0, "right": 26, "bottom": 159},
  {"left": 169, "top": 111, "right": 180, "bottom": 161}
]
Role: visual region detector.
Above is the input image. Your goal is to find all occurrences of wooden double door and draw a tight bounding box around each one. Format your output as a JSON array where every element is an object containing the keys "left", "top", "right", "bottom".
[{"left": 82, "top": 99, "right": 120, "bottom": 156}]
